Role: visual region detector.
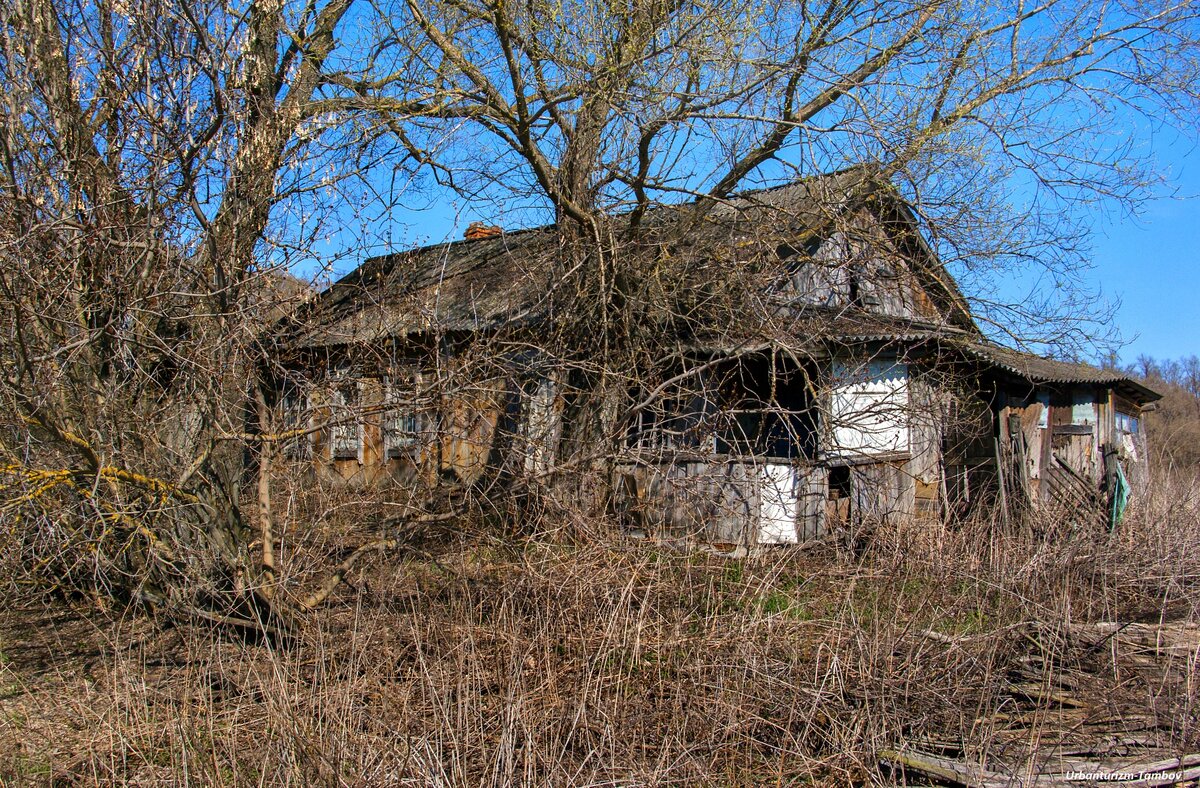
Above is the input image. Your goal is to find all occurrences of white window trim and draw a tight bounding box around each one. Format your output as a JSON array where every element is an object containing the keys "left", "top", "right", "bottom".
[
  {"left": 383, "top": 372, "right": 424, "bottom": 458},
  {"left": 328, "top": 380, "right": 364, "bottom": 462}
]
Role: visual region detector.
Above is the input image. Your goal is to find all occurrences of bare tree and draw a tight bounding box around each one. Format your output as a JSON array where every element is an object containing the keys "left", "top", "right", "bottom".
[
  {"left": 2, "top": 0, "right": 1196, "bottom": 621},
  {"left": 384, "top": 0, "right": 1199, "bottom": 344},
  {"left": 0, "top": 0, "right": 439, "bottom": 626}
]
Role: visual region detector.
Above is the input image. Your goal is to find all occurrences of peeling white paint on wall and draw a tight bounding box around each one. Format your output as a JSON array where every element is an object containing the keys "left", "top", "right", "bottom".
[
  {"left": 829, "top": 359, "right": 910, "bottom": 457},
  {"left": 758, "top": 463, "right": 800, "bottom": 544}
]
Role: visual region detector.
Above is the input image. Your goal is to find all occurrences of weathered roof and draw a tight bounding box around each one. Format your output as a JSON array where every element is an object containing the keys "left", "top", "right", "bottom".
[
  {"left": 961, "top": 342, "right": 1161, "bottom": 403},
  {"left": 286, "top": 226, "right": 561, "bottom": 348},
  {"left": 799, "top": 310, "right": 967, "bottom": 345},
  {"left": 683, "top": 316, "right": 1161, "bottom": 405},
  {"left": 680, "top": 308, "right": 965, "bottom": 357},
  {"left": 284, "top": 167, "right": 973, "bottom": 349}
]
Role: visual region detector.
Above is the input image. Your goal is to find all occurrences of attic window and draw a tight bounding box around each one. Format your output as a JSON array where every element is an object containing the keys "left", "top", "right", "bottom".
[{"left": 776, "top": 237, "right": 823, "bottom": 262}]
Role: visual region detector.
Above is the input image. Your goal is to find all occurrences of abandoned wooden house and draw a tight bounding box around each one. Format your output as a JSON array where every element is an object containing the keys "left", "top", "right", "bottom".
[{"left": 272, "top": 168, "right": 1159, "bottom": 548}]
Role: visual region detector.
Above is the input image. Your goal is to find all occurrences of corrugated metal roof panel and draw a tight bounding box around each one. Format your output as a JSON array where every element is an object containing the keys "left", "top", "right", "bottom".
[{"left": 959, "top": 343, "right": 1161, "bottom": 403}]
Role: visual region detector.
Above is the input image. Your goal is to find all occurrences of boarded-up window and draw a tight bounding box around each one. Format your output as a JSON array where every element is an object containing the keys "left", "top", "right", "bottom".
[
  {"left": 383, "top": 374, "right": 422, "bottom": 458},
  {"left": 829, "top": 359, "right": 910, "bottom": 457},
  {"left": 328, "top": 381, "right": 362, "bottom": 461}
]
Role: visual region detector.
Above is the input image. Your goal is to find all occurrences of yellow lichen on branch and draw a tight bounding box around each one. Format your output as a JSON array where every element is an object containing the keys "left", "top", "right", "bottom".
[
  {"left": 0, "top": 462, "right": 176, "bottom": 559},
  {"left": 1, "top": 459, "right": 199, "bottom": 507}
]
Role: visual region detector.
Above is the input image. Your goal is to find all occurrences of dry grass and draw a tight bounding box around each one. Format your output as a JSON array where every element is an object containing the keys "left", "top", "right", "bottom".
[{"left": 1, "top": 474, "right": 1197, "bottom": 786}]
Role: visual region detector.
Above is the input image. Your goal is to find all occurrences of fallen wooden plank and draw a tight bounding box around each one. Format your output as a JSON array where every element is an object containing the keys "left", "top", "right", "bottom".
[
  {"left": 1046, "top": 753, "right": 1200, "bottom": 786},
  {"left": 878, "top": 747, "right": 1021, "bottom": 787},
  {"left": 879, "top": 748, "right": 1200, "bottom": 787}
]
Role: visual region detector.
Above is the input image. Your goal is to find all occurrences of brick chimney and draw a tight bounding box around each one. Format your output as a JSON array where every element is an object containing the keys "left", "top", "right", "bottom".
[{"left": 464, "top": 221, "right": 502, "bottom": 240}]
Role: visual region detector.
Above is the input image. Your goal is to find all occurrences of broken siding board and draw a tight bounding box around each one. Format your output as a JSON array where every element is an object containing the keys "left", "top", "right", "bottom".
[
  {"left": 995, "top": 395, "right": 1047, "bottom": 508},
  {"left": 614, "top": 464, "right": 661, "bottom": 537},
  {"left": 1026, "top": 401, "right": 1047, "bottom": 501},
  {"left": 615, "top": 461, "right": 689, "bottom": 539},
  {"left": 797, "top": 465, "right": 828, "bottom": 540},
  {"left": 1052, "top": 434, "right": 1099, "bottom": 483},
  {"left": 905, "top": 373, "right": 944, "bottom": 486}
]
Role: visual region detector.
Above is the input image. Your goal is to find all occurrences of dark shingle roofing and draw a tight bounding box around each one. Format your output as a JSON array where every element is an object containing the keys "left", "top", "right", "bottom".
[
  {"left": 679, "top": 308, "right": 964, "bottom": 356},
  {"left": 683, "top": 310, "right": 1160, "bottom": 404},
  {"left": 287, "top": 226, "right": 561, "bottom": 347},
  {"left": 285, "top": 167, "right": 971, "bottom": 349}
]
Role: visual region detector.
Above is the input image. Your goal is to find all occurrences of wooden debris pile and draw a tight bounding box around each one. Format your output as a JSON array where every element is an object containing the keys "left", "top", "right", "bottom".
[{"left": 881, "top": 620, "right": 1200, "bottom": 786}]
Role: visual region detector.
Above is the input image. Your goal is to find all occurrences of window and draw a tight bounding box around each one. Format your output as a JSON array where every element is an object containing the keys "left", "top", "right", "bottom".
[
  {"left": 1071, "top": 401, "right": 1097, "bottom": 426},
  {"left": 328, "top": 381, "right": 362, "bottom": 461},
  {"left": 1116, "top": 411, "right": 1139, "bottom": 435},
  {"left": 383, "top": 374, "right": 423, "bottom": 458},
  {"left": 716, "top": 407, "right": 809, "bottom": 459},
  {"left": 633, "top": 396, "right": 704, "bottom": 453},
  {"left": 630, "top": 387, "right": 715, "bottom": 454},
  {"left": 281, "top": 388, "right": 310, "bottom": 460}
]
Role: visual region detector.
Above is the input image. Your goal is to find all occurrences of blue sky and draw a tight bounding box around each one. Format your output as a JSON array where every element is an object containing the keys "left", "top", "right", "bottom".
[{"left": 1091, "top": 136, "right": 1200, "bottom": 364}]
